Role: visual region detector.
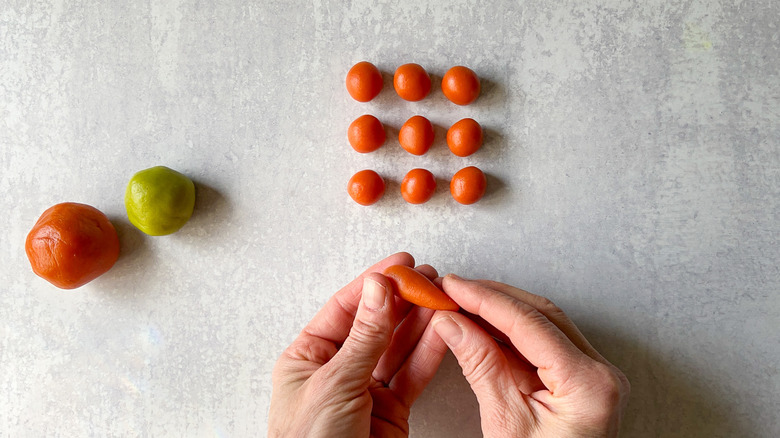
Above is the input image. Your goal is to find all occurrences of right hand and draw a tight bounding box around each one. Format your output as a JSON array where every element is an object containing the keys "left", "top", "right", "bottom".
[{"left": 432, "top": 275, "right": 630, "bottom": 437}]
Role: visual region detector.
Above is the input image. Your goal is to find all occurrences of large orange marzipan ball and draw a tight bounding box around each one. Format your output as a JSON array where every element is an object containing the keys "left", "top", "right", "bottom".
[{"left": 25, "top": 202, "right": 120, "bottom": 289}]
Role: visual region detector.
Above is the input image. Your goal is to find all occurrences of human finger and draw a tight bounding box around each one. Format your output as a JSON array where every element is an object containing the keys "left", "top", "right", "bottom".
[
  {"left": 461, "top": 311, "right": 515, "bottom": 354},
  {"left": 431, "top": 311, "right": 528, "bottom": 415},
  {"left": 457, "top": 310, "right": 546, "bottom": 393},
  {"left": 316, "top": 273, "right": 397, "bottom": 393},
  {"left": 441, "top": 275, "right": 591, "bottom": 395},
  {"left": 497, "top": 342, "right": 545, "bottom": 395},
  {"left": 372, "top": 265, "right": 440, "bottom": 383},
  {"left": 472, "top": 279, "right": 607, "bottom": 364},
  {"left": 302, "top": 252, "right": 414, "bottom": 347},
  {"left": 373, "top": 306, "right": 436, "bottom": 384},
  {"left": 415, "top": 264, "right": 439, "bottom": 280},
  {"left": 387, "top": 317, "right": 449, "bottom": 407}
]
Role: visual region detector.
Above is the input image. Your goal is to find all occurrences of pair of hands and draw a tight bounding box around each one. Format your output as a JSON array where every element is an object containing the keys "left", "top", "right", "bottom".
[{"left": 269, "top": 253, "right": 629, "bottom": 437}]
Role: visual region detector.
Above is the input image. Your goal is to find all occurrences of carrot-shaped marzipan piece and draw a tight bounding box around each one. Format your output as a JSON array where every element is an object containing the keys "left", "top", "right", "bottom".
[{"left": 383, "top": 265, "right": 459, "bottom": 311}]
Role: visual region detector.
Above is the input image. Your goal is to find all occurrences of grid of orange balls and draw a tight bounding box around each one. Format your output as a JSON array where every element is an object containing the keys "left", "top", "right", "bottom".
[{"left": 345, "top": 61, "right": 487, "bottom": 206}]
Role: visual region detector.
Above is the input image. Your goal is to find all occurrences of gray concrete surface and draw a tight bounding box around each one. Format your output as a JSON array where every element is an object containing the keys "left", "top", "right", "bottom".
[{"left": 1, "top": 0, "right": 778, "bottom": 436}]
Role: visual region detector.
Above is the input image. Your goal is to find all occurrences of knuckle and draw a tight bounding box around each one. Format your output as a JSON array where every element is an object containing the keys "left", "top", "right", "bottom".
[
  {"left": 536, "top": 295, "right": 564, "bottom": 316},
  {"left": 349, "top": 317, "right": 391, "bottom": 345},
  {"left": 311, "top": 362, "right": 359, "bottom": 397},
  {"left": 621, "top": 370, "right": 631, "bottom": 398},
  {"left": 419, "top": 331, "right": 449, "bottom": 356},
  {"left": 271, "top": 344, "right": 302, "bottom": 380},
  {"left": 460, "top": 343, "right": 503, "bottom": 385},
  {"left": 312, "top": 363, "right": 340, "bottom": 389},
  {"left": 611, "top": 365, "right": 631, "bottom": 405},
  {"left": 507, "top": 300, "right": 554, "bottom": 334},
  {"left": 592, "top": 362, "right": 626, "bottom": 408}
]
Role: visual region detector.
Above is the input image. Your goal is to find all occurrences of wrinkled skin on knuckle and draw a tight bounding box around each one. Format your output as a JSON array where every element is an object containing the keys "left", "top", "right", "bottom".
[
  {"left": 303, "top": 320, "right": 391, "bottom": 396},
  {"left": 289, "top": 335, "right": 339, "bottom": 364},
  {"left": 505, "top": 300, "right": 563, "bottom": 358},
  {"left": 271, "top": 352, "right": 302, "bottom": 388},
  {"left": 538, "top": 300, "right": 573, "bottom": 332},
  {"left": 298, "top": 373, "right": 365, "bottom": 424},
  {"left": 459, "top": 341, "right": 504, "bottom": 387},
  {"left": 535, "top": 295, "right": 561, "bottom": 315},
  {"left": 404, "top": 358, "right": 433, "bottom": 391},
  {"left": 562, "top": 362, "right": 626, "bottom": 434},
  {"left": 349, "top": 317, "right": 392, "bottom": 347},
  {"left": 271, "top": 339, "right": 335, "bottom": 391},
  {"left": 510, "top": 299, "right": 555, "bottom": 332},
  {"left": 311, "top": 360, "right": 365, "bottom": 399},
  {"left": 527, "top": 359, "right": 626, "bottom": 438}
]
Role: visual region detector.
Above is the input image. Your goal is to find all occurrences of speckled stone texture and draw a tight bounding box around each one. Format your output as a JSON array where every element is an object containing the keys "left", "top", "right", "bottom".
[{"left": 1, "top": 0, "right": 778, "bottom": 436}]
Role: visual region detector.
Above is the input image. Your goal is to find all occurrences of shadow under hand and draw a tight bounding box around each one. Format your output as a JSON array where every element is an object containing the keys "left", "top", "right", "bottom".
[
  {"left": 412, "top": 322, "right": 758, "bottom": 438},
  {"left": 579, "top": 324, "right": 756, "bottom": 438}
]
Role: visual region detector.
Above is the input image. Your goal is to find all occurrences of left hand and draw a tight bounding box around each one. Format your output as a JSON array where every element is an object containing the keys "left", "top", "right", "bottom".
[{"left": 268, "top": 252, "right": 449, "bottom": 437}]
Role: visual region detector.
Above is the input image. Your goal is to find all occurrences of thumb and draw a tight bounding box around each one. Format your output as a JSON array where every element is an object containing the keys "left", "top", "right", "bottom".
[{"left": 321, "top": 274, "right": 395, "bottom": 388}]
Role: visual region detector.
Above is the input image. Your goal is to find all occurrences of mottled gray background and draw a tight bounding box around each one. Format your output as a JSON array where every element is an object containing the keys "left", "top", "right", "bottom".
[{"left": 1, "top": 0, "right": 778, "bottom": 436}]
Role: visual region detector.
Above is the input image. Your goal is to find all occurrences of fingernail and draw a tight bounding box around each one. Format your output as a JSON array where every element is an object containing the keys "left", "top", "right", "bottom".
[
  {"left": 433, "top": 316, "right": 463, "bottom": 347},
  {"left": 447, "top": 273, "right": 464, "bottom": 281},
  {"left": 362, "top": 278, "right": 387, "bottom": 311}
]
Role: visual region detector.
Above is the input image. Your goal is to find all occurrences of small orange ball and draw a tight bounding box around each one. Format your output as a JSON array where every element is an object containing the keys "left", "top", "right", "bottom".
[
  {"left": 348, "top": 170, "right": 385, "bottom": 206},
  {"left": 450, "top": 166, "right": 487, "bottom": 205},
  {"left": 25, "top": 202, "right": 120, "bottom": 289},
  {"left": 399, "top": 115, "right": 435, "bottom": 156},
  {"left": 346, "top": 61, "right": 383, "bottom": 102},
  {"left": 393, "top": 63, "right": 431, "bottom": 102},
  {"left": 348, "top": 115, "right": 386, "bottom": 153},
  {"left": 447, "top": 118, "right": 483, "bottom": 157},
  {"left": 401, "top": 169, "right": 437, "bottom": 204},
  {"left": 442, "top": 66, "right": 480, "bottom": 105}
]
